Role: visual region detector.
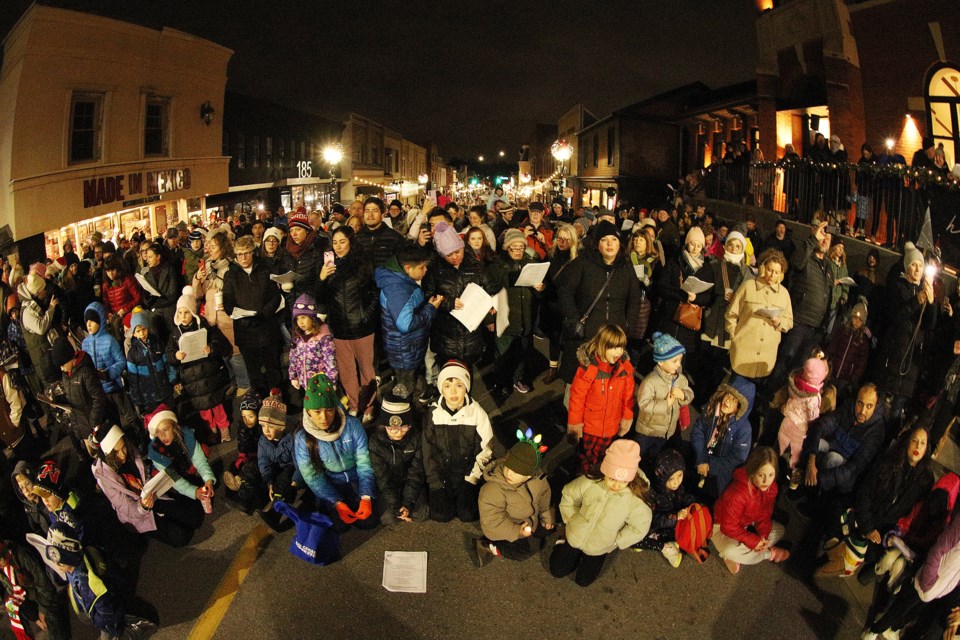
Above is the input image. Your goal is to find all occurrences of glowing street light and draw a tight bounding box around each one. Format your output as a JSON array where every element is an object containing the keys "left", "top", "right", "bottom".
[
  {"left": 323, "top": 144, "right": 343, "bottom": 206},
  {"left": 478, "top": 155, "right": 485, "bottom": 162},
  {"left": 551, "top": 139, "right": 573, "bottom": 163},
  {"left": 498, "top": 150, "right": 505, "bottom": 158},
  {"left": 885, "top": 138, "right": 895, "bottom": 151}
]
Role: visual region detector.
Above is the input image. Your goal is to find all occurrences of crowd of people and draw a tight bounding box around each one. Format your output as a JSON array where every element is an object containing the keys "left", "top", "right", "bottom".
[{"left": 0, "top": 189, "right": 959, "bottom": 639}]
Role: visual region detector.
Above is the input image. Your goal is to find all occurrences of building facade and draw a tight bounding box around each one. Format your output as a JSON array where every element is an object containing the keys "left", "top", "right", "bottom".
[{"left": 340, "top": 113, "right": 427, "bottom": 204}]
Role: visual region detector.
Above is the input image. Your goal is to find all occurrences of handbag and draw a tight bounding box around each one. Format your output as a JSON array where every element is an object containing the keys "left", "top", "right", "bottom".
[
  {"left": 572, "top": 272, "right": 611, "bottom": 338},
  {"left": 672, "top": 275, "right": 702, "bottom": 332},
  {"left": 273, "top": 501, "right": 340, "bottom": 565}
]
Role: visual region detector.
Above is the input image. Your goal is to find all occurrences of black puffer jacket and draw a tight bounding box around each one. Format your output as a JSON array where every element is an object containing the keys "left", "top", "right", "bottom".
[
  {"left": 368, "top": 425, "right": 426, "bottom": 511},
  {"left": 143, "top": 262, "right": 182, "bottom": 334},
  {"left": 61, "top": 351, "right": 111, "bottom": 438},
  {"left": 315, "top": 249, "right": 379, "bottom": 340},
  {"left": 787, "top": 234, "right": 832, "bottom": 329},
  {"left": 279, "top": 232, "right": 327, "bottom": 302},
  {"left": 696, "top": 257, "right": 752, "bottom": 345},
  {"left": 222, "top": 259, "right": 282, "bottom": 349},
  {"left": 485, "top": 251, "right": 540, "bottom": 338},
  {"left": 166, "top": 317, "right": 232, "bottom": 413},
  {"left": 423, "top": 252, "right": 494, "bottom": 363},
  {"left": 557, "top": 249, "right": 642, "bottom": 341},
  {"left": 357, "top": 224, "right": 404, "bottom": 269}
]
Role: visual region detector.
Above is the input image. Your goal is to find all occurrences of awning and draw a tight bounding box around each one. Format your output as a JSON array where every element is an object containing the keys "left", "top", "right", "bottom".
[{"left": 205, "top": 187, "right": 273, "bottom": 208}]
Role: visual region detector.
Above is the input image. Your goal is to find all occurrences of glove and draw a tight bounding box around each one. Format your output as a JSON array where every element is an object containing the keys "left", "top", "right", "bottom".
[
  {"left": 335, "top": 501, "right": 357, "bottom": 524},
  {"left": 355, "top": 498, "right": 373, "bottom": 520},
  {"left": 567, "top": 423, "right": 584, "bottom": 440},
  {"left": 618, "top": 418, "right": 633, "bottom": 436}
]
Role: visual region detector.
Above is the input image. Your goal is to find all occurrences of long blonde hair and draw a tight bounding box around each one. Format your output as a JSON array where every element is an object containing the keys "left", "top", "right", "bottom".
[{"left": 550, "top": 223, "right": 580, "bottom": 260}]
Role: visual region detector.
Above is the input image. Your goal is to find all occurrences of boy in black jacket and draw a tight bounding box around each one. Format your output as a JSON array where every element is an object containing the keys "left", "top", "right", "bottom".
[{"left": 368, "top": 387, "right": 427, "bottom": 525}]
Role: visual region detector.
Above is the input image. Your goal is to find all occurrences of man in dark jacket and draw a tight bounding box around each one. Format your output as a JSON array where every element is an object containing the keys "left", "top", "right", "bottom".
[
  {"left": 51, "top": 337, "right": 112, "bottom": 441},
  {"left": 368, "top": 389, "right": 426, "bottom": 525},
  {"left": 222, "top": 237, "right": 283, "bottom": 395},
  {"left": 760, "top": 220, "right": 796, "bottom": 263},
  {"left": 655, "top": 209, "right": 682, "bottom": 260},
  {"left": 357, "top": 197, "right": 404, "bottom": 269},
  {"left": 0, "top": 538, "right": 68, "bottom": 639}
]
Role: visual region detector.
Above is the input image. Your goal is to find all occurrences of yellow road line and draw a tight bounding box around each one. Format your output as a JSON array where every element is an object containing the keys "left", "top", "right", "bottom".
[{"left": 188, "top": 522, "right": 274, "bottom": 640}]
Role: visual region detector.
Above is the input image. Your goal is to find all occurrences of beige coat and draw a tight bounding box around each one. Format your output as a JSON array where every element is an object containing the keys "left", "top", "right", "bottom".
[
  {"left": 635, "top": 365, "right": 693, "bottom": 440},
  {"left": 559, "top": 474, "right": 653, "bottom": 556},
  {"left": 725, "top": 278, "right": 794, "bottom": 379},
  {"left": 478, "top": 460, "right": 554, "bottom": 542},
  {"left": 193, "top": 258, "right": 239, "bottom": 356}
]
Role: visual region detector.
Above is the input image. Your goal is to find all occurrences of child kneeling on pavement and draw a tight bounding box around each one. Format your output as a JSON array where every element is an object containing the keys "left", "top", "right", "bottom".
[{"left": 369, "top": 386, "right": 428, "bottom": 525}]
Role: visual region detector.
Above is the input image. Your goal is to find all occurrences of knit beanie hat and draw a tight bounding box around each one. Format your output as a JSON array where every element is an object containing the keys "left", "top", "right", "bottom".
[
  {"left": 504, "top": 441, "right": 540, "bottom": 477},
  {"left": 258, "top": 391, "right": 287, "bottom": 430},
  {"left": 433, "top": 221, "right": 464, "bottom": 257},
  {"left": 25, "top": 273, "right": 46, "bottom": 297},
  {"left": 145, "top": 405, "right": 177, "bottom": 440},
  {"left": 84, "top": 307, "right": 101, "bottom": 325},
  {"left": 437, "top": 360, "right": 471, "bottom": 393},
  {"left": 572, "top": 217, "right": 590, "bottom": 237},
  {"left": 263, "top": 227, "right": 283, "bottom": 244},
  {"left": 188, "top": 229, "right": 204, "bottom": 243},
  {"left": 502, "top": 228, "right": 525, "bottom": 250},
  {"left": 582, "top": 209, "right": 597, "bottom": 222},
  {"left": 130, "top": 311, "right": 150, "bottom": 332},
  {"left": 685, "top": 226, "right": 706, "bottom": 248},
  {"left": 29, "top": 262, "right": 47, "bottom": 279},
  {"left": 33, "top": 459, "right": 67, "bottom": 499},
  {"left": 903, "top": 242, "right": 923, "bottom": 270},
  {"left": 239, "top": 389, "right": 262, "bottom": 413},
  {"left": 654, "top": 448, "right": 686, "bottom": 486},
  {"left": 594, "top": 220, "right": 619, "bottom": 242},
  {"left": 303, "top": 373, "right": 338, "bottom": 410},
  {"left": 5, "top": 293, "right": 18, "bottom": 315},
  {"left": 801, "top": 357, "right": 829, "bottom": 390},
  {"left": 639, "top": 217, "right": 657, "bottom": 230},
  {"left": 51, "top": 337, "right": 75, "bottom": 367},
  {"left": 725, "top": 230, "right": 746, "bottom": 248},
  {"left": 652, "top": 331, "right": 685, "bottom": 362},
  {"left": 96, "top": 425, "right": 124, "bottom": 455},
  {"left": 46, "top": 522, "right": 83, "bottom": 567},
  {"left": 378, "top": 386, "right": 413, "bottom": 428},
  {"left": 176, "top": 286, "right": 198, "bottom": 315},
  {"left": 600, "top": 439, "right": 641, "bottom": 483},
  {"left": 289, "top": 211, "right": 311, "bottom": 231},
  {"left": 292, "top": 294, "right": 318, "bottom": 320}
]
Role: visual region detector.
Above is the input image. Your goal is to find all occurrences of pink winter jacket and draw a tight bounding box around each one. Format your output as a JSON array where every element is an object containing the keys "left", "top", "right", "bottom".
[
  {"left": 92, "top": 456, "right": 171, "bottom": 533},
  {"left": 288, "top": 324, "right": 338, "bottom": 389},
  {"left": 780, "top": 375, "right": 821, "bottom": 434},
  {"left": 916, "top": 507, "right": 960, "bottom": 602}
]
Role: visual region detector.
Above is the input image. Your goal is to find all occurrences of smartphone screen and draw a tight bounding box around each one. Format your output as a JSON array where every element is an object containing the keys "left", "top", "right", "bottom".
[{"left": 324, "top": 251, "right": 335, "bottom": 266}]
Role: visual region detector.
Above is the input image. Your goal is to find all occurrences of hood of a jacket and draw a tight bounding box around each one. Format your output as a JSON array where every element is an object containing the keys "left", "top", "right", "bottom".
[
  {"left": 84, "top": 301, "right": 108, "bottom": 336},
  {"left": 787, "top": 370, "right": 819, "bottom": 399},
  {"left": 729, "top": 376, "right": 756, "bottom": 418},
  {"left": 482, "top": 458, "right": 539, "bottom": 487},
  {"left": 11, "top": 460, "right": 38, "bottom": 506},
  {"left": 68, "top": 350, "right": 94, "bottom": 376},
  {"left": 16, "top": 282, "right": 39, "bottom": 306},
  {"left": 374, "top": 258, "right": 412, "bottom": 289},
  {"left": 714, "top": 380, "right": 751, "bottom": 421}
]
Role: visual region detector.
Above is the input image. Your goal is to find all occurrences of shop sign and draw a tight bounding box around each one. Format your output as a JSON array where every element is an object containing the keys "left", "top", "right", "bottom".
[{"left": 83, "top": 168, "right": 192, "bottom": 208}]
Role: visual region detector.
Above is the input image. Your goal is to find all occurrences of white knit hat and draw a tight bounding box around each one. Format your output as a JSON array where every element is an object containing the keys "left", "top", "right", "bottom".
[
  {"left": 437, "top": 360, "right": 471, "bottom": 393},
  {"left": 176, "top": 285, "right": 198, "bottom": 315}
]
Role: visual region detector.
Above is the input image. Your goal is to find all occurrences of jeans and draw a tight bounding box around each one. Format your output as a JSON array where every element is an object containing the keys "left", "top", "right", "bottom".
[{"left": 226, "top": 354, "right": 251, "bottom": 389}]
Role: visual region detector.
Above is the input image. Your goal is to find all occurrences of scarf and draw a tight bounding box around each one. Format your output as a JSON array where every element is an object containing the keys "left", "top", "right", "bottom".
[
  {"left": 151, "top": 438, "right": 198, "bottom": 483},
  {"left": 683, "top": 250, "right": 704, "bottom": 272},
  {"left": 285, "top": 230, "right": 316, "bottom": 260},
  {"left": 723, "top": 251, "right": 745, "bottom": 265}
]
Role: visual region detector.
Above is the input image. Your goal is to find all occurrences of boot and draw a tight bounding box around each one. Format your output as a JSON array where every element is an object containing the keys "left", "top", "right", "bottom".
[
  {"left": 543, "top": 365, "right": 559, "bottom": 385},
  {"left": 814, "top": 539, "right": 847, "bottom": 577}
]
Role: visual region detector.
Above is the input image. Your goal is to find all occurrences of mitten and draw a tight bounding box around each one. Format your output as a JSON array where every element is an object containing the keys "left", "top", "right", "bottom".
[
  {"left": 355, "top": 498, "right": 373, "bottom": 520},
  {"left": 567, "top": 423, "right": 584, "bottom": 439},
  {"left": 335, "top": 501, "right": 357, "bottom": 524}
]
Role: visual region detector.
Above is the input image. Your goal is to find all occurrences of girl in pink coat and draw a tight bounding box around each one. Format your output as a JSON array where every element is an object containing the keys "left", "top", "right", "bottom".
[{"left": 777, "top": 356, "right": 829, "bottom": 488}]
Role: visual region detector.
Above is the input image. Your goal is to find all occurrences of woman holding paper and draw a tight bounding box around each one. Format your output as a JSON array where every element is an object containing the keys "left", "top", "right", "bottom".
[{"left": 142, "top": 243, "right": 181, "bottom": 341}]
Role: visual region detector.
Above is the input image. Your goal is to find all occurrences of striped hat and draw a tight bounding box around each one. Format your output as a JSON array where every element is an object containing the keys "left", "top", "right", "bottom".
[
  {"left": 378, "top": 386, "right": 412, "bottom": 428},
  {"left": 437, "top": 360, "right": 471, "bottom": 393},
  {"left": 259, "top": 391, "right": 287, "bottom": 430}
]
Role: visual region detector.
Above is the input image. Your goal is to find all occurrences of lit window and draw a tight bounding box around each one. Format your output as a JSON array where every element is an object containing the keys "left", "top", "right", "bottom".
[
  {"left": 236, "top": 134, "right": 245, "bottom": 169},
  {"left": 144, "top": 96, "right": 170, "bottom": 157},
  {"left": 69, "top": 92, "right": 104, "bottom": 164},
  {"left": 926, "top": 65, "right": 960, "bottom": 166}
]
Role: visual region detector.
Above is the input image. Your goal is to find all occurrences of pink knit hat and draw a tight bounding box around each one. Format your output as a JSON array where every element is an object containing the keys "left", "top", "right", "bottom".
[
  {"left": 432, "top": 221, "right": 463, "bottom": 257},
  {"left": 801, "top": 357, "right": 829, "bottom": 390},
  {"left": 600, "top": 440, "right": 641, "bottom": 483}
]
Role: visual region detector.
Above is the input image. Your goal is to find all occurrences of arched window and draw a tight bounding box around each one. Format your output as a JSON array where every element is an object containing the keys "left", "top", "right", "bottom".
[{"left": 926, "top": 64, "right": 960, "bottom": 167}]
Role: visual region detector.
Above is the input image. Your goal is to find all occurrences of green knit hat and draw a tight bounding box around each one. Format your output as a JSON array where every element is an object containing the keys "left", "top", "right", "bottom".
[{"left": 303, "top": 373, "right": 338, "bottom": 410}]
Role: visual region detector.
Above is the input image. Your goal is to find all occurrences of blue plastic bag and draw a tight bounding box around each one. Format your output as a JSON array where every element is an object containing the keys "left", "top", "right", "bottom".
[{"left": 273, "top": 501, "right": 340, "bottom": 565}]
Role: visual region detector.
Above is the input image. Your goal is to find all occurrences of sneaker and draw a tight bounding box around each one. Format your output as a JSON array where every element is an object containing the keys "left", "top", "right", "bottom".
[
  {"left": 661, "top": 542, "right": 682, "bottom": 568},
  {"left": 473, "top": 538, "right": 493, "bottom": 568},
  {"left": 362, "top": 410, "right": 376, "bottom": 425},
  {"left": 789, "top": 468, "right": 801, "bottom": 491},
  {"left": 513, "top": 381, "right": 531, "bottom": 394},
  {"left": 222, "top": 471, "right": 241, "bottom": 492},
  {"left": 723, "top": 558, "right": 741, "bottom": 575}
]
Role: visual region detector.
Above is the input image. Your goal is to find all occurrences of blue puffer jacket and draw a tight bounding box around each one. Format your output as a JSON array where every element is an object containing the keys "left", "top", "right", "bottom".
[
  {"left": 125, "top": 335, "right": 176, "bottom": 407},
  {"left": 258, "top": 433, "right": 303, "bottom": 486},
  {"left": 80, "top": 302, "right": 125, "bottom": 394},
  {"left": 375, "top": 256, "right": 437, "bottom": 370},
  {"left": 691, "top": 375, "right": 755, "bottom": 494},
  {"left": 294, "top": 409, "right": 376, "bottom": 508}
]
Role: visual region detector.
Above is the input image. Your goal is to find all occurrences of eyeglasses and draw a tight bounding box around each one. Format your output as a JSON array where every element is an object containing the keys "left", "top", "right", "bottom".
[
  {"left": 236, "top": 251, "right": 253, "bottom": 257},
  {"left": 385, "top": 424, "right": 411, "bottom": 432},
  {"left": 295, "top": 303, "right": 316, "bottom": 310}
]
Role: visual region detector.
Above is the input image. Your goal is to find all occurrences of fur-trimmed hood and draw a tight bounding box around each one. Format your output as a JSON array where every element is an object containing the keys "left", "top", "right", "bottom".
[{"left": 715, "top": 381, "right": 749, "bottom": 420}]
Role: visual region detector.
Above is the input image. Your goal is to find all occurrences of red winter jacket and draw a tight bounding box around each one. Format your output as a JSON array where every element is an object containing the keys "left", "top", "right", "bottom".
[
  {"left": 567, "top": 346, "right": 635, "bottom": 439},
  {"left": 713, "top": 466, "right": 777, "bottom": 550},
  {"left": 102, "top": 275, "right": 143, "bottom": 317}
]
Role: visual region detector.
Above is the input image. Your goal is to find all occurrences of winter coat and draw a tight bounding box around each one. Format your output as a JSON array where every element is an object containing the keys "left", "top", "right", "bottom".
[
  {"left": 294, "top": 410, "right": 376, "bottom": 508},
  {"left": 288, "top": 325, "right": 338, "bottom": 388},
  {"left": 559, "top": 473, "right": 653, "bottom": 556},
  {"left": 656, "top": 252, "right": 712, "bottom": 344},
  {"left": 81, "top": 302, "right": 125, "bottom": 393},
  {"left": 760, "top": 232, "right": 795, "bottom": 263},
  {"left": 714, "top": 467, "right": 778, "bottom": 550},
  {"left": 182, "top": 247, "right": 204, "bottom": 284},
  {"left": 696, "top": 257, "right": 752, "bottom": 348},
  {"left": 899, "top": 473, "right": 960, "bottom": 554},
  {"left": 852, "top": 459, "right": 933, "bottom": 537},
  {"left": 802, "top": 399, "right": 886, "bottom": 494},
  {"left": 236, "top": 419, "right": 260, "bottom": 461},
  {"left": 357, "top": 223, "right": 404, "bottom": 269},
  {"left": 635, "top": 365, "right": 693, "bottom": 440},
  {"left": 315, "top": 249, "right": 379, "bottom": 340},
  {"left": 258, "top": 433, "right": 296, "bottom": 486},
  {"left": 279, "top": 232, "right": 326, "bottom": 302},
  {"left": 147, "top": 427, "right": 215, "bottom": 499},
  {"left": 222, "top": 259, "right": 282, "bottom": 350},
  {"left": 726, "top": 277, "right": 794, "bottom": 379},
  {"left": 192, "top": 258, "right": 239, "bottom": 355},
  {"left": 17, "top": 281, "right": 59, "bottom": 382},
  {"left": 0, "top": 368, "right": 26, "bottom": 448},
  {"left": 916, "top": 511, "right": 960, "bottom": 602},
  {"left": 167, "top": 318, "right": 231, "bottom": 413},
  {"left": 649, "top": 471, "right": 696, "bottom": 534},
  {"left": 779, "top": 373, "right": 822, "bottom": 435},
  {"left": 787, "top": 235, "right": 832, "bottom": 329},
  {"left": 484, "top": 250, "right": 540, "bottom": 338},
  {"left": 92, "top": 455, "right": 168, "bottom": 533},
  {"left": 877, "top": 276, "right": 935, "bottom": 398},
  {"left": 423, "top": 252, "right": 494, "bottom": 362},
  {"left": 0, "top": 542, "right": 60, "bottom": 626},
  {"left": 829, "top": 260, "right": 850, "bottom": 310},
  {"left": 101, "top": 274, "right": 142, "bottom": 318},
  {"left": 143, "top": 262, "right": 181, "bottom": 332},
  {"left": 691, "top": 378, "right": 754, "bottom": 493},
  {"left": 375, "top": 256, "right": 437, "bottom": 370},
  {"left": 478, "top": 459, "right": 553, "bottom": 542},
  {"left": 368, "top": 426, "right": 426, "bottom": 511},
  {"left": 825, "top": 323, "right": 871, "bottom": 385},
  {"left": 567, "top": 345, "right": 635, "bottom": 440},
  {"left": 422, "top": 397, "right": 494, "bottom": 489},
  {"left": 65, "top": 555, "right": 124, "bottom": 636},
  {"left": 11, "top": 461, "right": 49, "bottom": 536},
  {"left": 62, "top": 351, "right": 110, "bottom": 438},
  {"left": 125, "top": 335, "right": 175, "bottom": 407},
  {"left": 556, "top": 250, "right": 642, "bottom": 344}
]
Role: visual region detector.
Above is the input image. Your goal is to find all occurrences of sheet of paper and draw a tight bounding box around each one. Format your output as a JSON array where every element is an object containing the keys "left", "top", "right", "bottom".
[
  {"left": 681, "top": 276, "right": 713, "bottom": 295},
  {"left": 836, "top": 276, "right": 856, "bottom": 286},
  {"left": 382, "top": 551, "right": 427, "bottom": 593},
  {"left": 495, "top": 288, "right": 510, "bottom": 337},
  {"left": 25, "top": 533, "right": 66, "bottom": 580},
  {"left": 269, "top": 271, "right": 304, "bottom": 285},
  {"left": 513, "top": 262, "right": 550, "bottom": 287},
  {"left": 633, "top": 265, "right": 650, "bottom": 286},
  {"left": 135, "top": 273, "right": 162, "bottom": 297},
  {"left": 754, "top": 306, "right": 783, "bottom": 319},
  {"left": 178, "top": 328, "right": 208, "bottom": 364},
  {"left": 230, "top": 307, "right": 257, "bottom": 320},
  {"left": 140, "top": 471, "right": 176, "bottom": 499},
  {"left": 621, "top": 219, "right": 635, "bottom": 231},
  {"left": 449, "top": 283, "right": 494, "bottom": 332}
]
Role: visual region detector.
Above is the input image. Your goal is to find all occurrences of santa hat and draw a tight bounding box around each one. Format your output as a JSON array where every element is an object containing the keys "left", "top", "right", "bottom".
[{"left": 145, "top": 405, "right": 177, "bottom": 440}]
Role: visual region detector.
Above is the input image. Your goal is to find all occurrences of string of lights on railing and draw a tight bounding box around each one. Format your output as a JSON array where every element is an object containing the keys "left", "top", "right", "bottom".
[{"left": 745, "top": 158, "right": 960, "bottom": 191}]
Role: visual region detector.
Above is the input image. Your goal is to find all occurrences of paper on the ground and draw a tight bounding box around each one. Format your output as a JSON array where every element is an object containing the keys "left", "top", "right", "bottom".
[
  {"left": 450, "top": 283, "right": 494, "bottom": 332},
  {"left": 269, "top": 271, "right": 303, "bottom": 285},
  {"left": 621, "top": 219, "right": 635, "bottom": 231},
  {"left": 755, "top": 306, "right": 783, "bottom": 319},
  {"left": 495, "top": 288, "right": 510, "bottom": 337},
  {"left": 135, "top": 273, "right": 162, "bottom": 297},
  {"left": 178, "top": 328, "right": 207, "bottom": 364},
  {"left": 836, "top": 276, "right": 856, "bottom": 286},
  {"left": 25, "top": 533, "right": 66, "bottom": 580},
  {"left": 681, "top": 276, "right": 713, "bottom": 295},
  {"left": 140, "top": 470, "right": 176, "bottom": 500},
  {"left": 229, "top": 307, "right": 257, "bottom": 320},
  {"left": 634, "top": 266, "right": 650, "bottom": 286},
  {"left": 513, "top": 262, "right": 550, "bottom": 287},
  {"left": 382, "top": 551, "right": 427, "bottom": 593}
]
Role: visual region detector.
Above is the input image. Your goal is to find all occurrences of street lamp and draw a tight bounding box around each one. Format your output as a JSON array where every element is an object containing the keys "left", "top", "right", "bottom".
[
  {"left": 478, "top": 155, "right": 485, "bottom": 162},
  {"left": 323, "top": 144, "right": 343, "bottom": 208},
  {"left": 551, "top": 139, "right": 573, "bottom": 200},
  {"left": 498, "top": 150, "right": 505, "bottom": 158}
]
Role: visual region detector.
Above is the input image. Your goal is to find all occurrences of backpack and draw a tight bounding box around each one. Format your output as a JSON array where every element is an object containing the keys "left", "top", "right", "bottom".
[{"left": 675, "top": 502, "right": 712, "bottom": 563}]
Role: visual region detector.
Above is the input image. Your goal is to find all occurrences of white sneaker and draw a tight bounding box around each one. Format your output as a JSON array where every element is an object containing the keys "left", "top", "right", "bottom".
[
  {"left": 860, "top": 632, "right": 878, "bottom": 640},
  {"left": 661, "top": 542, "right": 682, "bottom": 568}
]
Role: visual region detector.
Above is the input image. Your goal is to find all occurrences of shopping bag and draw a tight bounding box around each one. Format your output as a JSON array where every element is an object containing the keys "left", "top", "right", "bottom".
[{"left": 273, "top": 501, "right": 340, "bottom": 565}]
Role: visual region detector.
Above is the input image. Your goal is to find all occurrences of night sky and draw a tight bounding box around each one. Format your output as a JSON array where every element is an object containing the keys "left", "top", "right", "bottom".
[{"left": 2, "top": 0, "right": 758, "bottom": 158}]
